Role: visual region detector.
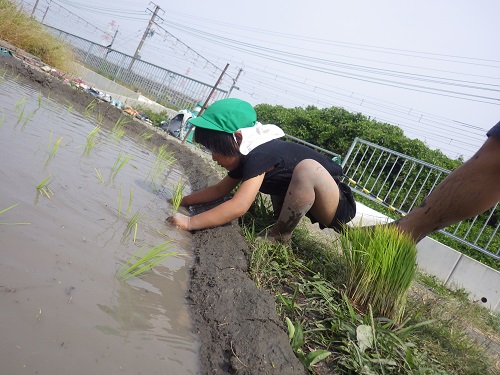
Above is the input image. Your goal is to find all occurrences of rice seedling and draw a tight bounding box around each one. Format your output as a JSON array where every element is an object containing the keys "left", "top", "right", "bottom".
[
  {"left": 16, "top": 107, "right": 25, "bottom": 125},
  {"left": 84, "top": 99, "right": 97, "bottom": 117},
  {"left": 110, "top": 116, "right": 128, "bottom": 141},
  {"left": 0, "top": 203, "right": 30, "bottom": 225},
  {"left": 140, "top": 131, "right": 153, "bottom": 142},
  {"left": 0, "top": 106, "right": 4, "bottom": 128},
  {"left": 84, "top": 125, "right": 100, "bottom": 155},
  {"left": 15, "top": 96, "right": 27, "bottom": 108},
  {"left": 0, "top": 69, "right": 6, "bottom": 84},
  {"left": 147, "top": 145, "right": 176, "bottom": 184},
  {"left": 116, "top": 240, "right": 177, "bottom": 280},
  {"left": 171, "top": 177, "right": 186, "bottom": 215},
  {"left": 340, "top": 224, "right": 417, "bottom": 322},
  {"left": 22, "top": 109, "right": 37, "bottom": 129},
  {"left": 117, "top": 185, "right": 123, "bottom": 220},
  {"left": 63, "top": 99, "right": 73, "bottom": 112},
  {"left": 95, "top": 167, "right": 105, "bottom": 183},
  {"left": 126, "top": 186, "right": 133, "bottom": 216},
  {"left": 110, "top": 151, "right": 131, "bottom": 179},
  {"left": 122, "top": 209, "right": 143, "bottom": 242},
  {"left": 47, "top": 136, "right": 63, "bottom": 160},
  {"left": 37, "top": 92, "right": 43, "bottom": 108},
  {"left": 96, "top": 111, "right": 104, "bottom": 125},
  {"left": 36, "top": 175, "right": 54, "bottom": 199}
]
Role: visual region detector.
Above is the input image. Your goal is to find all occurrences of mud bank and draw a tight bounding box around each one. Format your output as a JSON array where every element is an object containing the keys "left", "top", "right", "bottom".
[{"left": 0, "top": 51, "right": 305, "bottom": 374}]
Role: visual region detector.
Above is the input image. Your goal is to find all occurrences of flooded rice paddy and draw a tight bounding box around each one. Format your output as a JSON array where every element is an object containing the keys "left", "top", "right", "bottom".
[{"left": 0, "top": 70, "right": 199, "bottom": 374}]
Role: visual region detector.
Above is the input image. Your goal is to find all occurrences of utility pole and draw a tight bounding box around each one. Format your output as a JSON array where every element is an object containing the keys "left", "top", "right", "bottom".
[
  {"left": 128, "top": 4, "right": 160, "bottom": 70},
  {"left": 31, "top": 0, "right": 41, "bottom": 18},
  {"left": 227, "top": 68, "right": 243, "bottom": 97},
  {"left": 107, "top": 27, "right": 119, "bottom": 49},
  {"left": 41, "top": 1, "right": 51, "bottom": 24}
]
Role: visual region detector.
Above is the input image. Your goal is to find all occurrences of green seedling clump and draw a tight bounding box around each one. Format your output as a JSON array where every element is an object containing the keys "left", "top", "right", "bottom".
[{"left": 117, "top": 240, "right": 177, "bottom": 280}]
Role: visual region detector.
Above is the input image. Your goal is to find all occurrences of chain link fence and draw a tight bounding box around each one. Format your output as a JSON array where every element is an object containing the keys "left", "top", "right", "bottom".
[{"left": 45, "top": 26, "right": 229, "bottom": 110}]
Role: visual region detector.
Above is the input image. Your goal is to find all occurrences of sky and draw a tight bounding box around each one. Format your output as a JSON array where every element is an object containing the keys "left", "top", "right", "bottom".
[{"left": 19, "top": 0, "right": 500, "bottom": 160}]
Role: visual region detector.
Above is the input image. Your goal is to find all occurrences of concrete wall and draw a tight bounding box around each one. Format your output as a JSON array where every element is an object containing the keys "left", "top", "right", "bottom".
[{"left": 353, "top": 203, "right": 500, "bottom": 312}]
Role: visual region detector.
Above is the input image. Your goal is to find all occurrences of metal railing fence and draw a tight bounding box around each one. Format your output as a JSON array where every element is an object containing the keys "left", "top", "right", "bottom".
[
  {"left": 45, "top": 26, "right": 229, "bottom": 110},
  {"left": 342, "top": 137, "right": 499, "bottom": 261}
]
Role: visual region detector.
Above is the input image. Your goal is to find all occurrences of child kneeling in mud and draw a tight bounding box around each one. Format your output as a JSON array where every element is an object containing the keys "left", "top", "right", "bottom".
[{"left": 167, "top": 98, "right": 356, "bottom": 242}]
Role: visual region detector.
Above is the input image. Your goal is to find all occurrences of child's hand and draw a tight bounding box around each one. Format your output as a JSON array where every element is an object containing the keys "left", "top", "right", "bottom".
[{"left": 166, "top": 213, "right": 191, "bottom": 231}]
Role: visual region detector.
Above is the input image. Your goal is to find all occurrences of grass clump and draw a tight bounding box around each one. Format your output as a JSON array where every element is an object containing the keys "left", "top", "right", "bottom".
[
  {"left": 240, "top": 198, "right": 499, "bottom": 374},
  {"left": 0, "top": 0, "right": 74, "bottom": 70},
  {"left": 116, "top": 240, "right": 177, "bottom": 280}
]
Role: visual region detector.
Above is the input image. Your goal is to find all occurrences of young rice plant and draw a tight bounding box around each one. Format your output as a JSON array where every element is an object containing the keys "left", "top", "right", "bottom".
[{"left": 116, "top": 240, "right": 177, "bottom": 280}]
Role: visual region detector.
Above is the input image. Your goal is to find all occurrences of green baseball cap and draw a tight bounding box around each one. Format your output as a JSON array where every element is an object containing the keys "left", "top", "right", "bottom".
[{"left": 188, "top": 98, "right": 256, "bottom": 133}]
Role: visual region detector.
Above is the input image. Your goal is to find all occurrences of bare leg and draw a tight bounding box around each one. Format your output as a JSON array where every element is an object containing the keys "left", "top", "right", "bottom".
[
  {"left": 395, "top": 136, "right": 500, "bottom": 242},
  {"left": 270, "top": 194, "right": 284, "bottom": 219},
  {"left": 267, "top": 159, "right": 340, "bottom": 242}
]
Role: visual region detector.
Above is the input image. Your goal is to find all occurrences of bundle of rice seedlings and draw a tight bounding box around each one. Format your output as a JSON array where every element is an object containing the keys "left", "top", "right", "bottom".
[{"left": 340, "top": 225, "right": 417, "bottom": 322}]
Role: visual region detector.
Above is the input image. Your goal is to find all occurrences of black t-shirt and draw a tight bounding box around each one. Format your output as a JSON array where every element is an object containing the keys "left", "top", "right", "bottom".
[{"left": 228, "top": 139, "right": 343, "bottom": 196}]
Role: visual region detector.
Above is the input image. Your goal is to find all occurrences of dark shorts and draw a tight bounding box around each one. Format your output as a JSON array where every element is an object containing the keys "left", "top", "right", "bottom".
[
  {"left": 487, "top": 121, "right": 500, "bottom": 138},
  {"left": 306, "top": 181, "right": 356, "bottom": 232}
]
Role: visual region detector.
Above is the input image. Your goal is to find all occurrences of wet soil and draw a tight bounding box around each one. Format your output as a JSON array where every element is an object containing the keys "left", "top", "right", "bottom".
[{"left": 0, "top": 49, "right": 306, "bottom": 374}]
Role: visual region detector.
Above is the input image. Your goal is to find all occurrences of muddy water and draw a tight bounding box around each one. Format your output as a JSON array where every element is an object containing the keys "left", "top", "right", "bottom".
[{"left": 0, "top": 72, "right": 199, "bottom": 374}]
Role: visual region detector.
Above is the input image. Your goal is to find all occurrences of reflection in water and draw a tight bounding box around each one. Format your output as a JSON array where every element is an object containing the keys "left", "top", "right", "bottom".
[{"left": 97, "top": 265, "right": 191, "bottom": 338}]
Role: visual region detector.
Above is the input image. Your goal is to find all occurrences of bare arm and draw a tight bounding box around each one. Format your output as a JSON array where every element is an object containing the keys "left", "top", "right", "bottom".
[
  {"left": 168, "top": 173, "right": 265, "bottom": 230},
  {"left": 395, "top": 135, "right": 500, "bottom": 242},
  {"left": 180, "top": 175, "right": 241, "bottom": 206}
]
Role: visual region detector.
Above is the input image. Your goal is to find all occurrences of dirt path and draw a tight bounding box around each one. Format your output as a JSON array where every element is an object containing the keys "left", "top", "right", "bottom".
[{"left": 0, "top": 50, "right": 305, "bottom": 375}]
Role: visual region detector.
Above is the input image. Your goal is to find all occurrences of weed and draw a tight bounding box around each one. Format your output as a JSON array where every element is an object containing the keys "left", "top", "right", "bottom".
[
  {"left": 0, "top": 0, "right": 74, "bottom": 69},
  {"left": 285, "top": 317, "right": 331, "bottom": 371}
]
